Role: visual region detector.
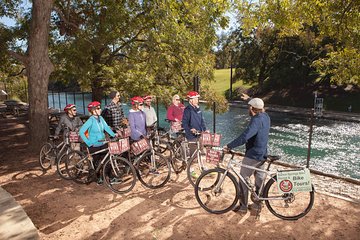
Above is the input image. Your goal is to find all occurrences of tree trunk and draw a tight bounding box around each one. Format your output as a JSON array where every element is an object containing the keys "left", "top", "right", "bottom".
[
  {"left": 91, "top": 76, "right": 105, "bottom": 101},
  {"left": 27, "top": 0, "right": 55, "bottom": 152}
]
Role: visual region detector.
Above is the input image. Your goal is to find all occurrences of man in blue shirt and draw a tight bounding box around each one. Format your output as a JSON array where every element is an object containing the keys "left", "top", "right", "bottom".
[{"left": 224, "top": 97, "right": 270, "bottom": 213}]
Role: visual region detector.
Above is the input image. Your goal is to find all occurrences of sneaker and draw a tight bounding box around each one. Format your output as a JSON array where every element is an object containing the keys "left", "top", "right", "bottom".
[
  {"left": 97, "top": 177, "right": 103, "bottom": 185},
  {"left": 190, "top": 171, "right": 199, "bottom": 179},
  {"left": 109, "top": 177, "right": 121, "bottom": 184},
  {"left": 232, "top": 205, "right": 248, "bottom": 213}
]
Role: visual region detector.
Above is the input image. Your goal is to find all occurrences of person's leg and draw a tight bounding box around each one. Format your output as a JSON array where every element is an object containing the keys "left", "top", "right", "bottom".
[{"left": 239, "top": 157, "right": 257, "bottom": 209}]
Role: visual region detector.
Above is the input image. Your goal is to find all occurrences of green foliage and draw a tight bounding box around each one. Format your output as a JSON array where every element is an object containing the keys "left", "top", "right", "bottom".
[
  {"left": 234, "top": 0, "right": 360, "bottom": 86},
  {"left": 50, "top": 0, "right": 230, "bottom": 103},
  {"left": 312, "top": 47, "right": 360, "bottom": 85}
]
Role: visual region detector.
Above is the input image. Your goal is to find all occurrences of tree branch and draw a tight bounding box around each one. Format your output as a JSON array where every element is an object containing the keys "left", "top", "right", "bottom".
[
  {"left": 7, "top": 50, "right": 28, "bottom": 66},
  {"left": 53, "top": 6, "right": 79, "bottom": 31}
]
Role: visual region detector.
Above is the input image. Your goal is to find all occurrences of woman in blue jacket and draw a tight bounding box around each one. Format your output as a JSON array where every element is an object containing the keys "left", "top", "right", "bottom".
[{"left": 79, "top": 101, "right": 117, "bottom": 183}]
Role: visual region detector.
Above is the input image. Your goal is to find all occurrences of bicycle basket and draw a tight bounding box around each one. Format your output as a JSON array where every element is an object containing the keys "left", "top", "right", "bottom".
[
  {"left": 131, "top": 138, "right": 150, "bottom": 155},
  {"left": 205, "top": 148, "right": 224, "bottom": 163},
  {"left": 201, "top": 133, "right": 222, "bottom": 147},
  {"left": 116, "top": 127, "right": 131, "bottom": 138},
  {"left": 69, "top": 131, "right": 81, "bottom": 143},
  {"left": 118, "top": 138, "right": 130, "bottom": 154},
  {"left": 109, "top": 141, "right": 121, "bottom": 155}
]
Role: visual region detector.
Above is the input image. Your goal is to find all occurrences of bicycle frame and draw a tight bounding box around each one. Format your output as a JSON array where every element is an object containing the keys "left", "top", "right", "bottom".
[{"left": 220, "top": 155, "right": 279, "bottom": 202}]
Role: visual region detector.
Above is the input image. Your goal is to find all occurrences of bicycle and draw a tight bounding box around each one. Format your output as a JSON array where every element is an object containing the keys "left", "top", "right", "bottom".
[
  {"left": 39, "top": 127, "right": 82, "bottom": 180},
  {"left": 194, "top": 148, "right": 315, "bottom": 220},
  {"left": 39, "top": 130, "right": 72, "bottom": 178},
  {"left": 65, "top": 138, "right": 137, "bottom": 194},
  {"left": 127, "top": 129, "right": 172, "bottom": 189},
  {"left": 165, "top": 131, "right": 219, "bottom": 187}
]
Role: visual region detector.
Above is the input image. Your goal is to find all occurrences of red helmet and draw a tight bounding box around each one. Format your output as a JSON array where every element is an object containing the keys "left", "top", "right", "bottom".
[
  {"left": 187, "top": 91, "right": 200, "bottom": 99},
  {"left": 87, "top": 101, "right": 101, "bottom": 112},
  {"left": 64, "top": 104, "right": 76, "bottom": 112},
  {"left": 143, "top": 95, "right": 152, "bottom": 101},
  {"left": 131, "top": 96, "right": 144, "bottom": 105}
]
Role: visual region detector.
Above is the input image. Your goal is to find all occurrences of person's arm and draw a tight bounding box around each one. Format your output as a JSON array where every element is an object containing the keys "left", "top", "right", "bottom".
[
  {"left": 128, "top": 112, "right": 141, "bottom": 139},
  {"left": 227, "top": 118, "right": 259, "bottom": 149},
  {"left": 101, "top": 116, "right": 115, "bottom": 137},
  {"left": 55, "top": 115, "right": 65, "bottom": 136},
  {"left": 79, "top": 118, "right": 92, "bottom": 147}
]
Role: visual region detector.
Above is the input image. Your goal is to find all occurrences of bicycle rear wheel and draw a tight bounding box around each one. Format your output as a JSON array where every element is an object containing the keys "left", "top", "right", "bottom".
[
  {"left": 195, "top": 168, "right": 239, "bottom": 214},
  {"left": 169, "top": 141, "right": 186, "bottom": 174},
  {"left": 103, "top": 156, "right": 137, "bottom": 194},
  {"left": 39, "top": 142, "right": 56, "bottom": 170},
  {"left": 65, "top": 150, "right": 92, "bottom": 184},
  {"left": 136, "top": 152, "right": 171, "bottom": 189},
  {"left": 263, "top": 176, "right": 315, "bottom": 220},
  {"left": 187, "top": 153, "right": 218, "bottom": 188}
]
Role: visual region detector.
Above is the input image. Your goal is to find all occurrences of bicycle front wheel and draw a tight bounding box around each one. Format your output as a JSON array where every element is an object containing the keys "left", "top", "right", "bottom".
[
  {"left": 136, "top": 152, "right": 171, "bottom": 189},
  {"left": 103, "top": 157, "right": 137, "bottom": 194},
  {"left": 65, "top": 150, "right": 92, "bottom": 184},
  {"left": 56, "top": 152, "right": 72, "bottom": 180},
  {"left": 39, "top": 142, "right": 56, "bottom": 170},
  {"left": 195, "top": 168, "right": 239, "bottom": 214},
  {"left": 263, "top": 176, "right": 315, "bottom": 220},
  {"left": 187, "top": 153, "right": 218, "bottom": 188}
]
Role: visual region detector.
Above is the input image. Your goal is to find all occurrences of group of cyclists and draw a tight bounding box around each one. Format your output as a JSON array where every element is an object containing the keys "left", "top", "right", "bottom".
[{"left": 52, "top": 90, "right": 270, "bottom": 215}]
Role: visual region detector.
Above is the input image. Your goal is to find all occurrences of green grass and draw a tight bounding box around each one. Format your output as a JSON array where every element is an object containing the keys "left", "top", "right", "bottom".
[{"left": 206, "top": 69, "right": 252, "bottom": 95}]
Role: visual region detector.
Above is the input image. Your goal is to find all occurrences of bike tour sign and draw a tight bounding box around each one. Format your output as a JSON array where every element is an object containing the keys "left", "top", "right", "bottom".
[{"left": 277, "top": 168, "right": 312, "bottom": 193}]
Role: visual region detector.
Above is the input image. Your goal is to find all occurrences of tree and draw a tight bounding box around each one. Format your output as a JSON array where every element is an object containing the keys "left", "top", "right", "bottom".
[
  {"left": 234, "top": 0, "right": 360, "bottom": 85},
  {"left": 1, "top": 0, "right": 54, "bottom": 151},
  {"left": 50, "top": 0, "right": 230, "bottom": 103}
]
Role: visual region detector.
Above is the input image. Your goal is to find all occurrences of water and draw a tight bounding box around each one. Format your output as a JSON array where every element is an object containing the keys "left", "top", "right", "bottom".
[{"left": 49, "top": 93, "right": 360, "bottom": 180}]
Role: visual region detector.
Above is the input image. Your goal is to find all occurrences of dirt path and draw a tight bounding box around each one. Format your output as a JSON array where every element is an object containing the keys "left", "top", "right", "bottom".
[{"left": 0, "top": 116, "right": 359, "bottom": 240}]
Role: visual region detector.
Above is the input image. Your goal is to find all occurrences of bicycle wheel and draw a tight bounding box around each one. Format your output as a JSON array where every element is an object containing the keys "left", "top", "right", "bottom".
[
  {"left": 186, "top": 152, "right": 218, "bottom": 188},
  {"left": 103, "top": 156, "right": 137, "bottom": 194},
  {"left": 263, "top": 176, "right": 315, "bottom": 220},
  {"left": 65, "top": 150, "right": 92, "bottom": 184},
  {"left": 170, "top": 141, "right": 186, "bottom": 174},
  {"left": 195, "top": 168, "right": 239, "bottom": 214},
  {"left": 56, "top": 153, "right": 72, "bottom": 180},
  {"left": 39, "top": 142, "right": 56, "bottom": 170},
  {"left": 136, "top": 152, "right": 171, "bottom": 189}
]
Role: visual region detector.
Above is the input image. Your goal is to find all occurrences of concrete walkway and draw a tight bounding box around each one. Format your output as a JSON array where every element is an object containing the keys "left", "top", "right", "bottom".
[{"left": 0, "top": 187, "right": 39, "bottom": 240}]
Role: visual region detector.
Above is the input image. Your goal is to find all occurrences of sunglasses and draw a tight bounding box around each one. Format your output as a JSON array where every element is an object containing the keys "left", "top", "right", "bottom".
[
  {"left": 72, "top": 109, "right": 77, "bottom": 111},
  {"left": 96, "top": 107, "right": 101, "bottom": 110},
  {"left": 139, "top": 103, "right": 143, "bottom": 106},
  {"left": 175, "top": 99, "right": 180, "bottom": 101}
]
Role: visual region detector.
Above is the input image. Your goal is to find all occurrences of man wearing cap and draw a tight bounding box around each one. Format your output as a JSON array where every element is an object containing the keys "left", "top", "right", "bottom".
[
  {"left": 142, "top": 95, "right": 157, "bottom": 127},
  {"left": 224, "top": 97, "right": 270, "bottom": 213},
  {"left": 102, "top": 90, "right": 127, "bottom": 130}
]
